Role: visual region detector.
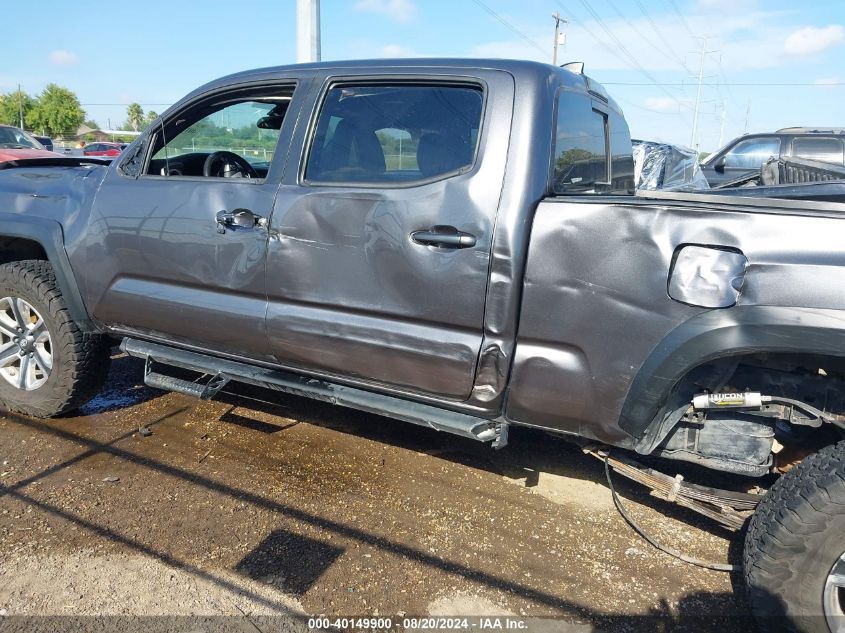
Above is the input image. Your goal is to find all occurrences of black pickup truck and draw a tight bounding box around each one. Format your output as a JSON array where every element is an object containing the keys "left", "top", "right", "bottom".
[{"left": 0, "top": 59, "right": 843, "bottom": 632}]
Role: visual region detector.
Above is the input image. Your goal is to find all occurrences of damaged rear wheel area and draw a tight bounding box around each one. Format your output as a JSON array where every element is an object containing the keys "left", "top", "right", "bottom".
[
  {"left": 643, "top": 353, "right": 845, "bottom": 632},
  {"left": 651, "top": 353, "right": 845, "bottom": 478},
  {"left": 744, "top": 440, "right": 845, "bottom": 633}
]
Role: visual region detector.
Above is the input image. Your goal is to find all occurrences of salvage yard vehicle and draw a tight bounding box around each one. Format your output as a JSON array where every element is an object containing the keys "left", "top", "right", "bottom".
[
  {"left": 0, "top": 59, "right": 843, "bottom": 632},
  {"left": 0, "top": 124, "right": 60, "bottom": 163},
  {"left": 701, "top": 127, "right": 845, "bottom": 187}
]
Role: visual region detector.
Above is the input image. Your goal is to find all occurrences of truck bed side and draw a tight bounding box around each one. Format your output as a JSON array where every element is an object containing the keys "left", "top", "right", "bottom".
[{"left": 507, "top": 194, "right": 845, "bottom": 448}]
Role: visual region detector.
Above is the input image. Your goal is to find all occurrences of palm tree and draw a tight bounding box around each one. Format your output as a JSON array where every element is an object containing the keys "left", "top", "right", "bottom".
[{"left": 126, "top": 103, "right": 144, "bottom": 132}]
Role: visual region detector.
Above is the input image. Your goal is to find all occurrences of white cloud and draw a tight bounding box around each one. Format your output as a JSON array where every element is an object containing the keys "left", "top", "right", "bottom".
[
  {"left": 644, "top": 97, "right": 680, "bottom": 113},
  {"left": 815, "top": 77, "right": 841, "bottom": 86},
  {"left": 354, "top": 0, "right": 416, "bottom": 23},
  {"left": 380, "top": 44, "right": 415, "bottom": 57},
  {"left": 48, "top": 50, "right": 78, "bottom": 66},
  {"left": 784, "top": 25, "right": 844, "bottom": 56}
]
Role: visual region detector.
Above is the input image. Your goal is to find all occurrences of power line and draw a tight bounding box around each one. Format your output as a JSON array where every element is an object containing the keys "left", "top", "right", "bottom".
[
  {"left": 632, "top": 0, "right": 692, "bottom": 73},
  {"left": 572, "top": 0, "right": 689, "bottom": 112},
  {"left": 615, "top": 96, "right": 687, "bottom": 116},
  {"left": 605, "top": 0, "right": 690, "bottom": 75},
  {"left": 667, "top": 0, "right": 697, "bottom": 40},
  {"left": 467, "top": 0, "right": 547, "bottom": 56},
  {"left": 552, "top": 1, "right": 632, "bottom": 67}
]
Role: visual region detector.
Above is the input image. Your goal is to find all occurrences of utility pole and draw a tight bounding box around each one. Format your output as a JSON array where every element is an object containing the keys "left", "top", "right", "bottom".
[
  {"left": 551, "top": 12, "right": 567, "bottom": 66},
  {"left": 296, "top": 0, "right": 321, "bottom": 63},
  {"left": 17, "top": 84, "right": 24, "bottom": 129},
  {"left": 718, "top": 100, "right": 727, "bottom": 148},
  {"left": 689, "top": 37, "right": 718, "bottom": 152}
]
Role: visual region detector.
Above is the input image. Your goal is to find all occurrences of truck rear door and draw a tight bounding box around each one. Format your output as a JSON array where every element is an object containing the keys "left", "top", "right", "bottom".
[{"left": 264, "top": 70, "right": 513, "bottom": 399}]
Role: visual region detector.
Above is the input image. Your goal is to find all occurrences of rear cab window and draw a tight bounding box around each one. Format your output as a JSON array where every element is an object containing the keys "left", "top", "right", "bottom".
[
  {"left": 304, "top": 83, "right": 483, "bottom": 185},
  {"left": 552, "top": 91, "right": 633, "bottom": 194}
]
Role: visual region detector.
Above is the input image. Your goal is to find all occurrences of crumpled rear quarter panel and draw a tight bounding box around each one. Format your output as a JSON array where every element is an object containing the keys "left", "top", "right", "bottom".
[{"left": 507, "top": 197, "right": 845, "bottom": 445}]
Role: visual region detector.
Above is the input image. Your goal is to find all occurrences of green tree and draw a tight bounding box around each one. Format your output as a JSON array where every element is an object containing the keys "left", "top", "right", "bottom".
[
  {"left": 142, "top": 110, "right": 159, "bottom": 130},
  {"left": 0, "top": 89, "right": 35, "bottom": 128},
  {"left": 26, "top": 84, "right": 85, "bottom": 137},
  {"left": 126, "top": 103, "right": 144, "bottom": 132},
  {"left": 83, "top": 119, "right": 100, "bottom": 130}
]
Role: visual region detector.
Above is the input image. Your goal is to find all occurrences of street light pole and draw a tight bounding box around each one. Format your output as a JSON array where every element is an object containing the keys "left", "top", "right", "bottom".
[{"left": 296, "top": 0, "right": 321, "bottom": 63}]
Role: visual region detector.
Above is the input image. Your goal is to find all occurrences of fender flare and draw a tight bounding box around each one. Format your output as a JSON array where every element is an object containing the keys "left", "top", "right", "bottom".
[
  {"left": 620, "top": 305, "right": 845, "bottom": 447},
  {"left": 0, "top": 212, "right": 92, "bottom": 329}
]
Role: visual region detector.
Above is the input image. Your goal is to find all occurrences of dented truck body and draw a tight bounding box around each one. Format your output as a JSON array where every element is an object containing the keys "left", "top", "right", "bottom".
[{"left": 1, "top": 58, "right": 844, "bottom": 477}]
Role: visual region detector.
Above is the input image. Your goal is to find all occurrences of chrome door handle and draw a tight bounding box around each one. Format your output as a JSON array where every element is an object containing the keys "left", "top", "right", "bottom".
[{"left": 216, "top": 209, "right": 267, "bottom": 233}]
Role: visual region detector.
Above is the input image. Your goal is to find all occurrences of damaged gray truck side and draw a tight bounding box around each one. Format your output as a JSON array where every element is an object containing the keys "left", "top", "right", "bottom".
[{"left": 0, "top": 60, "right": 843, "bottom": 631}]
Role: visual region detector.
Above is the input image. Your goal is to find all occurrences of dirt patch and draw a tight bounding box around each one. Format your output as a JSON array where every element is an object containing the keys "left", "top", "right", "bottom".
[
  {"left": 0, "top": 355, "right": 754, "bottom": 631},
  {"left": 427, "top": 592, "right": 515, "bottom": 616},
  {"left": 502, "top": 469, "right": 615, "bottom": 512},
  {"left": 0, "top": 550, "right": 304, "bottom": 616}
]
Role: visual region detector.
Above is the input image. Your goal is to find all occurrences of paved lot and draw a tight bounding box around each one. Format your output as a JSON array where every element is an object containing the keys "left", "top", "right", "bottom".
[{"left": 0, "top": 352, "right": 755, "bottom": 632}]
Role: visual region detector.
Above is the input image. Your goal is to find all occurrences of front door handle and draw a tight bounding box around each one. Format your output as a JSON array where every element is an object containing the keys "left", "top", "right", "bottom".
[
  {"left": 216, "top": 208, "right": 267, "bottom": 233},
  {"left": 410, "top": 225, "right": 476, "bottom": 249}
]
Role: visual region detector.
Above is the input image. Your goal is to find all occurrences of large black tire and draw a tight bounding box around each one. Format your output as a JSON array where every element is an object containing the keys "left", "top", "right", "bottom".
[
  {"left": 744, "top": 439, "right": 845, "bottom": 632},
  {"left": 0, "top": 260, "right": 110, "bottom": 417}
]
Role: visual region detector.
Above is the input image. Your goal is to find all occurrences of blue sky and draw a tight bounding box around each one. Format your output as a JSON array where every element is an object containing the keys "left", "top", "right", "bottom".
[{"left": 1, "top": 0, "right": 842, "bottom": 151}]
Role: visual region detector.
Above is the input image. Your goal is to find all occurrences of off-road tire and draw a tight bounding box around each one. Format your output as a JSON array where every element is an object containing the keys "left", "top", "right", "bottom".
[
  {"left": 744, "top": 439, "right": 845, "bottom": 632},
  {"left": 0, "top": 260, "right": 110, "bottom": 417}
]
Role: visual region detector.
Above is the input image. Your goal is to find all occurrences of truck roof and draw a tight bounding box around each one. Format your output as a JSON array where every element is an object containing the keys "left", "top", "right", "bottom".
[{"left": 184, "top": 57, "right": 622, "bottom": 116}]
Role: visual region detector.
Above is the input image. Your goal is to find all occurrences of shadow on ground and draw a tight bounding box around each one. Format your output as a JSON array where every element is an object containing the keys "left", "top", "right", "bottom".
[{"left": 0, "top": 353, "right": 773, "bottom": 632}]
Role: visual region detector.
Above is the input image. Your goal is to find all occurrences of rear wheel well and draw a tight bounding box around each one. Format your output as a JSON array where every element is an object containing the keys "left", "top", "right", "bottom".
[
  {"left": 0, "top": 236, "right": 48, "bottom": 265},
  {"left": 672, "top": 351, "right": 845, "bottom": 414},
  {"left": 645, "top": 352, "right": 845, "bottom": 474}
]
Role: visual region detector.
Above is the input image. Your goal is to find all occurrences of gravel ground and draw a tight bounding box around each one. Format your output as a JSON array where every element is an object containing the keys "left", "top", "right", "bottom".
[{"left": 0, "top": 353, "right": 756, "bottom": 632}]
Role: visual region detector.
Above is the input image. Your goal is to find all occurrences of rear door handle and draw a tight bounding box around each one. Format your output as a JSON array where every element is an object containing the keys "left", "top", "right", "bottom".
[{"left": 410, "top": 226, "right": 476, "bottom": 249}]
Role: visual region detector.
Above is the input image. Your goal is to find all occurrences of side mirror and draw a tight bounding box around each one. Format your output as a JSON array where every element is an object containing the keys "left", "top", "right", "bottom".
[{"left": 714, "top": 155, "right": 727, "bottom": 173}]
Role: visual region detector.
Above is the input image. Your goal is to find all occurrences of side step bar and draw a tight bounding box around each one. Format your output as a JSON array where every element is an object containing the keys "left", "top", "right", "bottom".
[
  {"left": 144, "top": 356, "right": 230, "bottom": 400},
  {"left": 121, "top": 338, "right": 505, "bottom": 446}
]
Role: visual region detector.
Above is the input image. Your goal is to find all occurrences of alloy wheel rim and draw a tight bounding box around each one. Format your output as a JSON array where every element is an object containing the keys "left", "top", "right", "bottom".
[
  {"left": 825, "top": 551, "right": 845, "bottom": 632},
  {"left": 0, "top": 296, "right": 53, "bottom": 391}
]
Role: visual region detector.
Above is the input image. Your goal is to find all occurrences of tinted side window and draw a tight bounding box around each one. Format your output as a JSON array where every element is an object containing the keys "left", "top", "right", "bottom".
[
  {"left": 792, "top": 137, "right": 844, "bottom": 165},
  {"left": 305, "top": 84, "right": 483, "bottom": 184},
  {"left": 553, "top": 93, "right": 609, "bottom": 193},
  {"left": 724, "top": 137, "right": 780, "bottom": 169}
]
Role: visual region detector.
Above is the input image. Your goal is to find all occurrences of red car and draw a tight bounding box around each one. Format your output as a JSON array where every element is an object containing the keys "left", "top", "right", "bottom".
[
  {"left": 82, "top": 142, "right": 124, "bottom": 157},
  {"left": 0, "top": 125, "right": 60, "bottom": 163}
]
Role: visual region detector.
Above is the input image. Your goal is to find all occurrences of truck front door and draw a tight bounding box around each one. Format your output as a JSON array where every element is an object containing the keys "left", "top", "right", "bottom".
[
  {"left": 264, "top": 72, "right": 512, "bottom": 399},
  {"left": 80, "top": 80, "right": 303, "bottom": 360}
]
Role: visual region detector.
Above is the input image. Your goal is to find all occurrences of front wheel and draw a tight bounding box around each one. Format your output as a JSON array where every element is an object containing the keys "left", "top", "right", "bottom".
[
  {"left": 744, "top": 439, "right": 845, "bottom": 632},
  {"left": 0, "top": 260, "right": 110, "bottom": 417}
]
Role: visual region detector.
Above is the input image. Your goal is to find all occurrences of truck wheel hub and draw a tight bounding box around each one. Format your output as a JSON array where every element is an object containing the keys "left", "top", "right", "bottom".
[
  {"left": 0, "top": 296, "right": 53, "bottom": 391},
  {"left": 825, "top": 551, "right": 845, "bottom": 629}
]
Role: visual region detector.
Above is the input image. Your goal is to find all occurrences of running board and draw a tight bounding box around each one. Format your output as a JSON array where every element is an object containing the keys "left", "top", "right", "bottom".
[{"left": 121, "top": 338, "right": 504, "bottom": 445}]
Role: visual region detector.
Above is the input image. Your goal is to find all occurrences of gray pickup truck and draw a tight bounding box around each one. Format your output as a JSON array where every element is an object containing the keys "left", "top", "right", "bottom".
[{"left": 0, "top": 59, "right": 843, "bottom": 631}]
